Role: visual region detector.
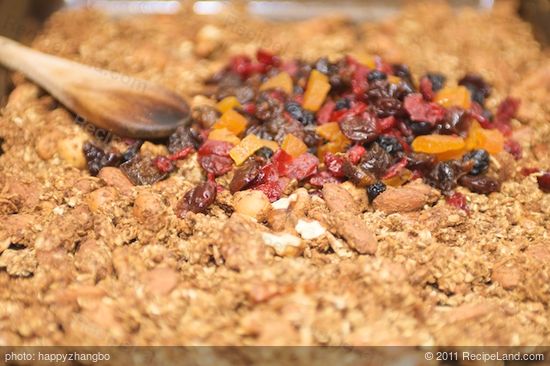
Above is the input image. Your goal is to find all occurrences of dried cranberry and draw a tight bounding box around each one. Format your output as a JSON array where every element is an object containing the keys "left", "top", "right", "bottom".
[
  {"left": 197, "top": 140, "right": 234, "bottom": 176},
  {"left": 459, "top": 175, "right": 501, "bottom": 194},
  {"left": 254, "top": 178, "right": 288, "bottom": 202},
  {"left": 177, "top": 180, "right": 217, "bottom": 215},
  {"left": 316, "top": 100, "right": 336, "bottom": 124},
  {"left": 346, "top": 145, "right": 366, "bottom": 165},
  {"left": 446, "top": 192, "right": 469, "bottom": 212},
  {"left": 256, "top": 49, "right": 281, "bottom": 67},
  {"left": 272, "top": 149, "right": 294, "bottom": 176},
  {"left": 520, "top": 167, "right": 540, "bottom": 176},
  {"left": 324, "top": 153, "right": 345, "bottom": 178},
  {"left": 537, "top": 172, "right": 550, "bottom": 193},
  {"left": 339, "top": 112, "right": 378, "bottom": 143},
  {"left": 309, "top": 171, "right": 340, "bottom": 187},
  {"left": 504, "top": 139, "right": 522, "bottom": 160},
  {"left": 168, "top": 146, "right": 194, "bottom": 161},
  {"left": 425, "top": 73, "right": 446, "bottom": 92},
  {"left": 351, "top": 63, "right": 370, "bottom": 96},
  {"left": 367, "top": 181, "right": 386, "bottom": 202},
  {"left": 153, "top": 156, "right": 175, "bottom": 173},
  {"left": 230, "top": 55, "right": 256, "bottom": 79},
  {"left": 229, "top": 157, "right": 263, "bottom": 193},
  {"left": 462, "top": 149, "right": 489, "bottom": 176},
  {"left": 377, "top": 116, "right": 397, "bottom": 133},
  {"left": 285, "top": 153, "right": 319, "bottom": 180},
  {"left": 382, "top": 157, "right": 408, "bottom": 180},
  {"left": 458, "top": 74, "right": 491, "bottom": 105},
  {"left": 493, "top": 97, "right": 520, "bottom": 137},
  {"left": 419, "top": 77, "right": 434, "bottom": 101},
  {"left": 404, "top": 94, "right": 446, "bottom": 124}
]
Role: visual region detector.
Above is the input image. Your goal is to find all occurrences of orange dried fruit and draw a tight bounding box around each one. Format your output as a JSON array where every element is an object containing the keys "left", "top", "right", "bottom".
[
  {"left": 216, "top": 96, "right": 241, "bottom": 113},
  {"left": 434, "top": 86, "right": 472, "bottom": 109},
  {"left": 259, "top": 72, "right": 293, "bottom": 95},
  {"left": 229, "top": 135, "right": 278, "bottom": 165},
  {"left": 213, "top": 109, "right": 248, "bottom": 135},
  {"left": 281, "top": 133, "right": 308, "bottom": 158},
  {"left": 208, "top": 128, "right": 241, "bottom": 145},
  {"left": 412, "top": 135, "right": 466, "bottom": 154},
  {"left": 465, "top": 120, "right": 504, "bottom": 155},
  {"left": 303, "top": 69, "right": 331, "bottom": 112}
]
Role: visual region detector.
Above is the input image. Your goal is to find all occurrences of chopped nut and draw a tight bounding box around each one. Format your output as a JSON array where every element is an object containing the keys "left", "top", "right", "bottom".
[
  {"left": 295, "top": 219, "right": 326, "bottom": 240},
  {"left": 373, "top": 180, "right": 440, "bottom": 213},
  {"left": 233, "top": 190, "right": 271, "bottom": 221},
  {"left": 262, "top": 232, "right": 303, "bottom": 257},
  {"left": 97, "top": 167, "right": 134, "bottom": 191}
]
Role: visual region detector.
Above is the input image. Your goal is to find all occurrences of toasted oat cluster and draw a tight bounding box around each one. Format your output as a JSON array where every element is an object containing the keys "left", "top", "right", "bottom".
[{"left": 0, "top": 1, "right": 549, "bottom": 348}]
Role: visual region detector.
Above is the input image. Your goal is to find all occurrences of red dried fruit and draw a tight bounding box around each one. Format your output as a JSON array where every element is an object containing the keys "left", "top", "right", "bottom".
[
  {"left": 537, "top": 172, "right": 550, "bottom": 193},
  {"left": 197, "top": 140, "right": 234, "bottom": 176},
  {"left": 446, "top": 192, "right": 469, "bottom": 212},
  {"left": 286, "top": 153, "right": 319, "bottom": 180},
  {"left": 346, "top": 145, "right": 366, "bottom": 165},
  {"left": 520, "top": 167, "right": 540, "bottom": 176},
  {"left": 376, "top": 116, "right": 397, "bottom": 133},
  {"left": 177, "top": 180, "right": 217, "bottom": 215},
  {"left": 230, "top": 55, "right": 256, "bottom": 79},
  {"left": 404, "top": 93, "right": 447, "bottom": 124},
  {"left": 256, "top": 49, "right": 281, "bottom": 67},
  {"left": 504, "top": 139, "right": 522, "bottom": 160},
  {"left": 382, "top": 157, "right": 408, "bottom": 180},
  {"left": 324, "top": 153, "right": 345, "bottom": 178},
  {"left": 316, "top": 99, "right": 336, "bottom": 124},
  {"left": 153, "top": 156, "right": 175, "bottom": 173},
  {"left": 272, "top": 149, "right": 294, "bottom": 176},
  {"left": 309, "top": 171, "right": 341, "bottom": 187},
  {"left": 168, "top": 146, "right": 194, "bottom": 161},
  {"left": 419, "top": 76, "right": 434, "bottom": 101}
]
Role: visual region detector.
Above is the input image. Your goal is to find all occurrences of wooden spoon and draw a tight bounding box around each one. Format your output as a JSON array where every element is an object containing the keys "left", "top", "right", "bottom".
[{"left": 0, "top": 35, "right": 190, "bottom": 139}]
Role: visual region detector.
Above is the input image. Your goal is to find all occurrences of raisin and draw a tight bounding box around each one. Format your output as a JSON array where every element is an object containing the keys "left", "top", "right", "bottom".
[
  {"left": 168, "top": 125, "right": 200, "bottom": 153},
  {"left": 406, "top": 153, "right": 436, "bottom": 174},
  {"left": 343, "top": 160, "right": 376, "bottom": 187},
  {"left": 458, "top": 74, "right": 491, "bottom": 105},
  {"left": 425, "top": 73, "right": 446, "bottom": 92},
  {"left": 120, "top": 155, "right": 167, "bottom": 185},
  {"left": 177, "top": 180, "right": 217, "bottom": 215},
  {"left": 335, "top": 98, "right": 351, "bottom": 110},
  {"left": 339, "top": 112, "right": 378, "bottom": 143},
  {"left": 266, "top": 116, "right": 305, "bottom": 144},
  {"left": 285, "top": 101, "right": 315, "bottom": 126},
  {"left": 372, "top": 97, "right": 403, "bottom": 118},
  {"left": 367, "top": 70, "right": 387, "bottom": 82},
  {"left": 367, "top": 181, "right": 386, "bottom": 202},
  {"left": 462, "top": 149, "right": 489, "bottom": 176},
  {"left": 409, "top": 121, "right": 434, "bottom": 136},
  {"left": 377, "top": 135, "right": 403, "bottom": 155},
  {"left": 426, "top": 160, "right": 463, "bottom": 193},
  {"left": 392, "top": 64, "right": 414, "bottom": 85},
  {"left": 0, "top": 137, "right": 4, "bottom": 156},
  {"left": 255, "top": 91, "right": 284, "bottom": 121},
  {"left": 192, "top": 106, "right": 220, "bottom": 129},
  {"left": 458, "top": 175, "right": 501, "bottom": 194},
  {"left": 537, "top": 172, "right": 550, "bottom": 193},
  {"left": 436, "top": 107, "right": 468, "bottom": 136},
  {"left": 359, "top": 143, "right": 393, "bottom": 178},
  {"left": 83, "top": 142, "right": 122, "bottom": 176},
  {"left": 229, "top": 157, "right": 263, "bottom": 193}
]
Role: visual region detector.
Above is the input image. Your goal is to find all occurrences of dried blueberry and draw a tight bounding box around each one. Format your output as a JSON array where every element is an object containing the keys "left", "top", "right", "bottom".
[
  {"left": 367, "top": 181, "right": 387, "bottom": 202},
  {"left": 459, "top": 74, "right": 491, "bottom": 105},
  {"left": 425, "top": 73, "right": 446, "bottom": 92},
  {"left": 335, "top": 98, "right": 351, "bottom": 110},
  {"left": 367, "top": 70, "right": 387, "bottom": 82},
  {"left": 377, "top": 135, "right": 403, "bottom": 155},
  {"left": 462, "top": 149, "right": 490, "bottom": 176},
  {"left": 285, "top": 101, "right": 315, "bottom": 126}
]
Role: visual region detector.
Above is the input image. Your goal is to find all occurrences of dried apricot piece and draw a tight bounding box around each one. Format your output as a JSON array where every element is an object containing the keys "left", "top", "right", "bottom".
[
  {"left": 316, "top": 122, "right": 340, "bottom": 140},
  {"left": 412, "top": 135, "right": 466, "bottom": 154},
  {"left": 281, "top": 133, "right": 308, "bottom": 158},
  {"left": 229, "top": 135, "right": 278, "bottom": 165},
  {"left": 213, "top": 109, "right": 248, "bottom": 135},
  {"left": 303, "top": 70, "right": 331, "bottom": 112},
  {"left": 434, "top": 86, "right": 472, "bottom": 109},
  {"left": 208, "top": 128, "right": 241, "bottom": 145},
  {"left": 465, "top": 120, "right": 504, "bottom": 155},
  {"left": 216, "top": 96, "right": 241, "bottom": 114},
  {"left": 259, "top": 72, "right": 293, "bottom": 95}
]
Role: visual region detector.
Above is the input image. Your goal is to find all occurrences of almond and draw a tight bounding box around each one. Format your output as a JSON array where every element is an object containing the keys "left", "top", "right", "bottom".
[{"left": 373, "top": 180, "right": 440, "bottom": 213}]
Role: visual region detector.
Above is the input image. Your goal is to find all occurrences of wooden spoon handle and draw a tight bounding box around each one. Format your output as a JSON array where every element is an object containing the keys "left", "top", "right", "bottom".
[{"left": 0, "top": 35, "right": 190, "bottom": 138}]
